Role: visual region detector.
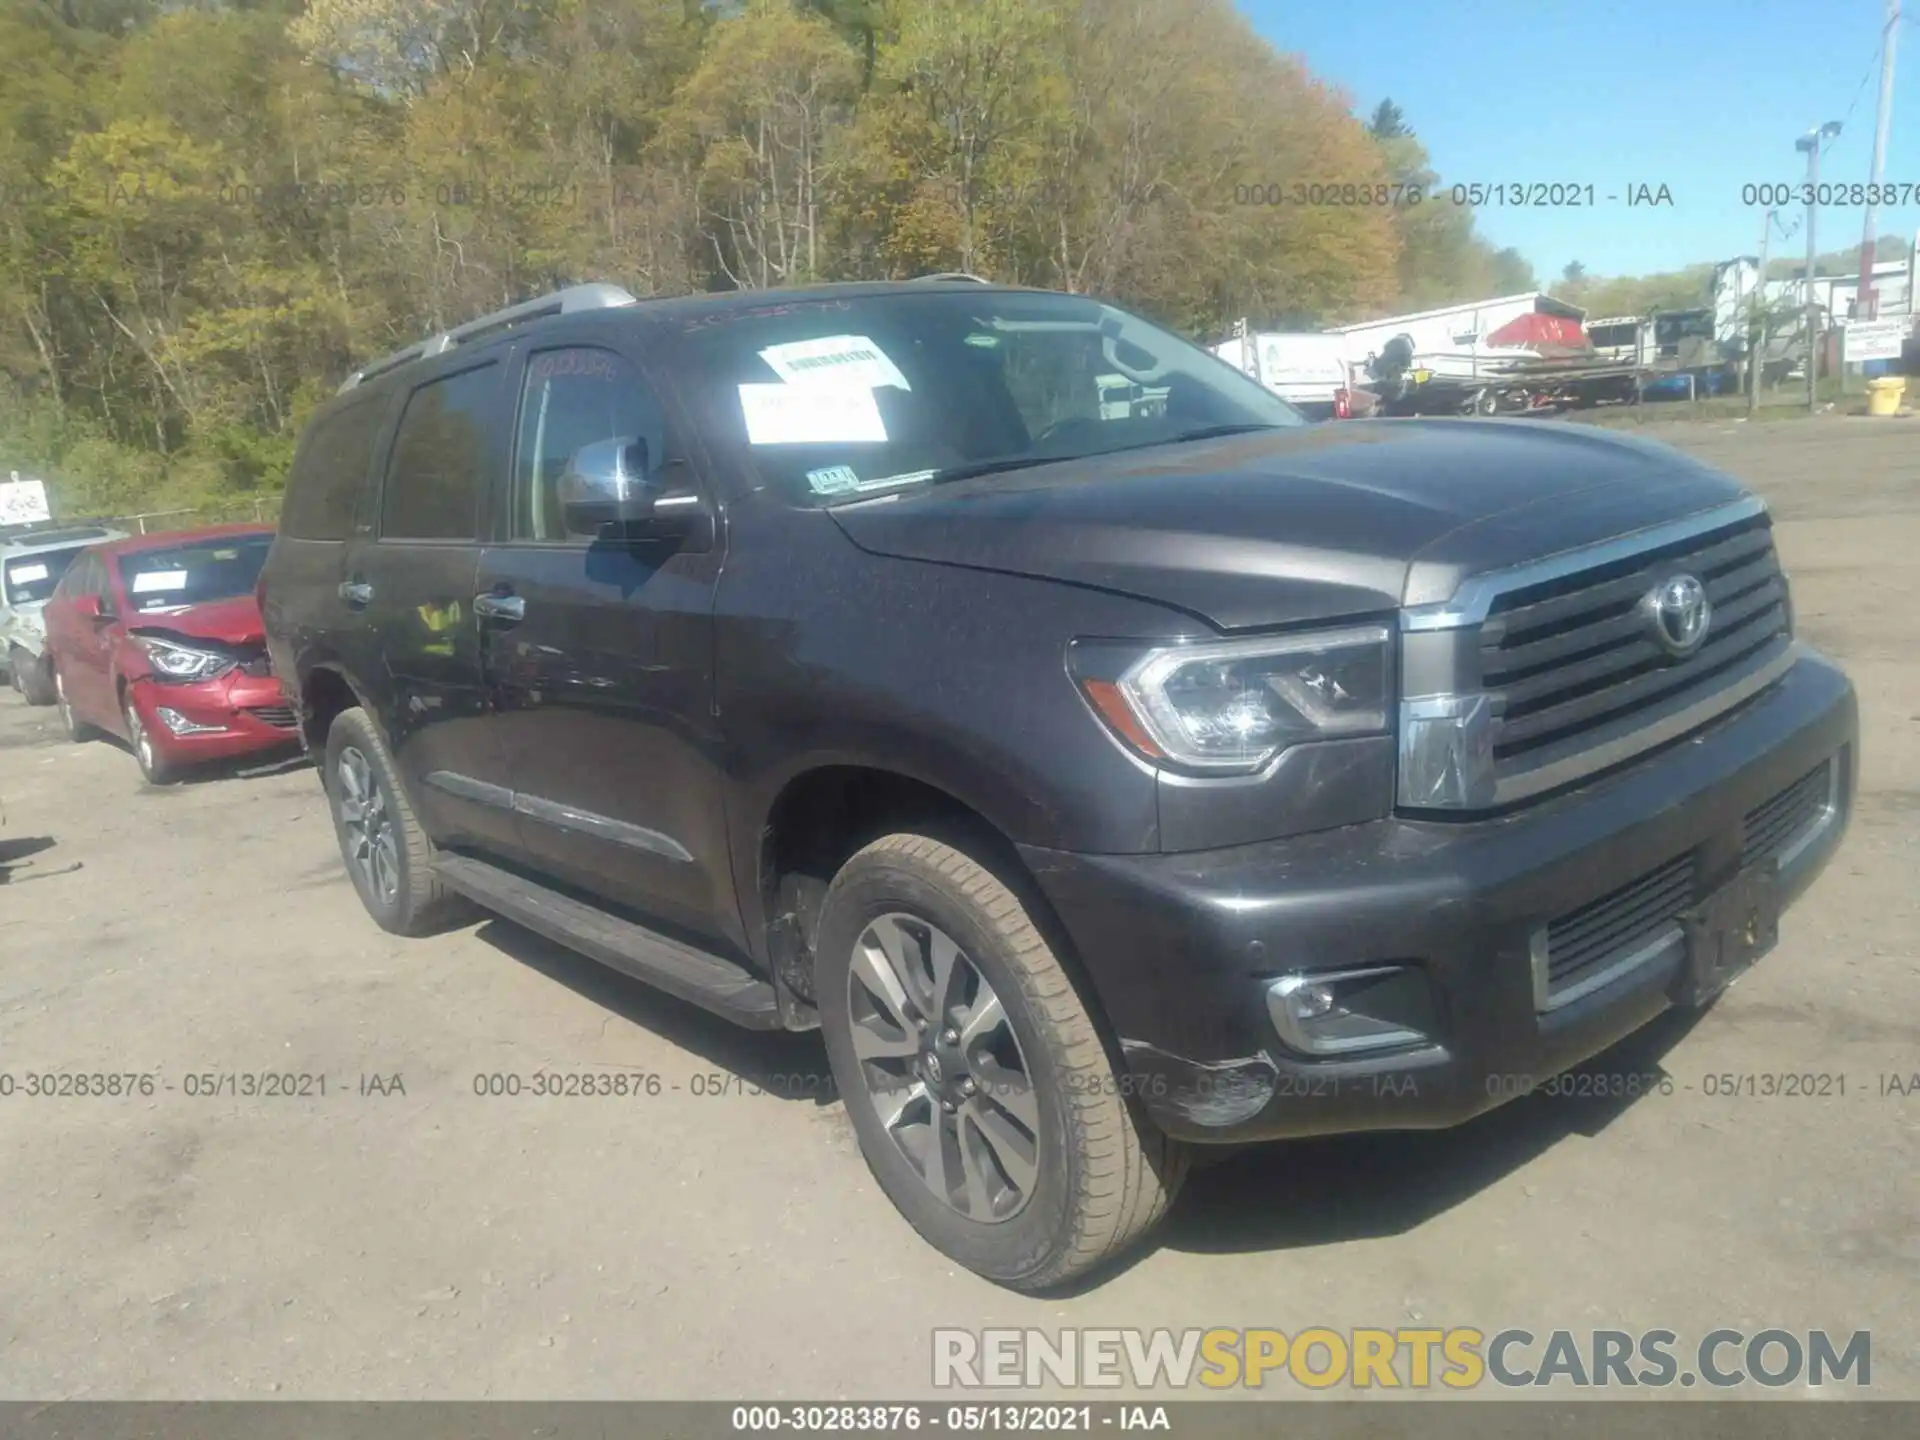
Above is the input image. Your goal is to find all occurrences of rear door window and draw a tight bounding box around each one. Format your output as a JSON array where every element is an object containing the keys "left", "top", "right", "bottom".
[
  {"left": 282, "top": 395, "right": 390, "bottom": 540},
  {"left": 379, "top": 364, "right": 499, "bottom": 541}
]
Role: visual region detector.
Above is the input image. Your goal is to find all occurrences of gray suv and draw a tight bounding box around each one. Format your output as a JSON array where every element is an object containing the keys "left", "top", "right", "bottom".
[{"left": 263, "top": 279, "right": 1857, "bottom": 1290}]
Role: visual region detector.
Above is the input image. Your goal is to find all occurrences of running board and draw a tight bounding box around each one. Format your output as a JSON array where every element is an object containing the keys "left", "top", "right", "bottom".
[{"left": 432, "top": 854, "right": 784, "bottom": 1029}]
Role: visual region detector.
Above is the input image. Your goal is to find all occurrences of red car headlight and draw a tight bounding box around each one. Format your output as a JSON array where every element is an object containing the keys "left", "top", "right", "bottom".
[{"left": 132, "top": 635, "right": 237, "bottom": 682}]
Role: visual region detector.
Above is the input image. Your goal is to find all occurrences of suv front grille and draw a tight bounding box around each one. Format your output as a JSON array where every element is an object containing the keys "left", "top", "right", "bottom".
[{"left": 1480, "top": 519, "right": 1791, "bottom": 790}]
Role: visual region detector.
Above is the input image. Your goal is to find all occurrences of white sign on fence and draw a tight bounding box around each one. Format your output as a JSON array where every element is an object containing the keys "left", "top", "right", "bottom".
[
  {"left": 1842, "top": 316, "right": 1909, "bottom": 363},
  {"left": 0, "top": 474, "right": 52, "bottom": 526}
]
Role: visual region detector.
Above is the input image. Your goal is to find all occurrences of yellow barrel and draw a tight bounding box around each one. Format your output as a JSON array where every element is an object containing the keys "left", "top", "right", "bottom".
[{"left": 1866, "top": 375, "right": 1906, "bottom": 416}]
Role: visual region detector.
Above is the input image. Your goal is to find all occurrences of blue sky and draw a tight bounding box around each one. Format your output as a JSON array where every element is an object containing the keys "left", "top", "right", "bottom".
[{"left": 1239, "top": 0, "right": 1920, "bottom": 281}]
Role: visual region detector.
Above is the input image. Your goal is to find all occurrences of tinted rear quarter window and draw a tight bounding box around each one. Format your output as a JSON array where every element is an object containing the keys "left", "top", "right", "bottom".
[
  {"left": 380, "top": 364, "right": 498, "bottom": 541},
  {"left": 281, "top": 395, "right": 389, "bottom": 540}
]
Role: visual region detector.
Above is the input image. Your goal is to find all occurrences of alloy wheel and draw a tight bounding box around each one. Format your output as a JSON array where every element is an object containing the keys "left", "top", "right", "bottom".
[
  {"left": 124, "top": 701, "right": 156, "bottom": 777},
  {"left": 335, "top": 745, "right": 400, "bottom": 905},
  {"left": 845, "top": 912, "right": 1042, "bottom": 1223}
]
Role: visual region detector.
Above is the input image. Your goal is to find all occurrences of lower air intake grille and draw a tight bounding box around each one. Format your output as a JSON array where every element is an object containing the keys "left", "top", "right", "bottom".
[
  {"left": 246, "top": 705, "right": 299, "bottom": 730},
  {"left": 1542, "top": 853, "right": 1696, "bottom": 1005},
  {"left": 1741, "top": 760, "right": 1835, "bottom": 868}
]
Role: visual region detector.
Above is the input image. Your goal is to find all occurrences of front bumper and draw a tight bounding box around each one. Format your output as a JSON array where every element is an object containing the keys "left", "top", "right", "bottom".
[
  {"left": 1021, "top": 651, "right": 1858, "bottom": 1143},
  {"left": 127, "top": 671, "right": 302, "bottom": 767}
]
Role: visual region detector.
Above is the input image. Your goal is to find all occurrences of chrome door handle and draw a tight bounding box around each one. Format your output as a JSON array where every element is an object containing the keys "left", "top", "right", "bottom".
[
  {"left": 473, "top": 592, "right": 526, "bottom": 624},
  {"left": 338, "top": 581, "right": 374, "bottom": 607}
]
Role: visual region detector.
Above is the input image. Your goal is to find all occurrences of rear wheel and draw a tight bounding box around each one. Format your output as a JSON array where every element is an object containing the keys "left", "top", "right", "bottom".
[
  {"left": 816, "top": 832, "right": 1188, "bottom": 1292},
  {"left": 15, "top": 649, "right": 56, "bottom": 706},
  {"left": 323, "top": 706, "right": 472, "bottom": 936}
]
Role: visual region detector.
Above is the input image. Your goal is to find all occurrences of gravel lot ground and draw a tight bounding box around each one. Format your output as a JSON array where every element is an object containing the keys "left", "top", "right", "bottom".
[{"left": 1, "top": 415, "right": 1915, "bottom": 1401}]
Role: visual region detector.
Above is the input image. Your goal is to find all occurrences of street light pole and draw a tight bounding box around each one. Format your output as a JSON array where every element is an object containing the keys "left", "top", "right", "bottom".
[
  {"left": 1750, "top": 210, "right": 1772, "bottom": 417},
  {"left": 1798, "top": 121, "right": 1842, "bottom": 413},
  {"left": 1858, "top": 0, "right": 1902, "bottom": 320}
]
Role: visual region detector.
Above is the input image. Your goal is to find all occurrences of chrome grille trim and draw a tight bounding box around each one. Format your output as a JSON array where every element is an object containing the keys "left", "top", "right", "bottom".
[
  {"left": 1397, "top": 496, "right": 1795, "bottom": 811},
  {"left": 1401, "top": 497, "right": 1770, "bottom": 632},
  {"left": 1478, "top": 641, "right": 1796, "bottom": 808}
]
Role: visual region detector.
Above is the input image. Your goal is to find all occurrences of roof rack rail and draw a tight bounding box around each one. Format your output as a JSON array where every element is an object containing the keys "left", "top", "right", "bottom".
[
  {"left": 915, "top": 271, "right": 993, "bottom": 284},
  {"left": 339, "top": 282, "right": 639, "bottom": 394}
]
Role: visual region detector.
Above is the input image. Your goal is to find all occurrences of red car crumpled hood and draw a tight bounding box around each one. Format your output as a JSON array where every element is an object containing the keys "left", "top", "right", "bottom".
[{"left": 126, "top": 595, "right": 265, "bottom": 647}]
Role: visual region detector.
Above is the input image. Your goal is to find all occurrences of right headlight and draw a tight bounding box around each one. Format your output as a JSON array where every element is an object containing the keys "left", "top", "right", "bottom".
[{"left": 1077, "top": 625, "right": 1393, "bottom": 774}]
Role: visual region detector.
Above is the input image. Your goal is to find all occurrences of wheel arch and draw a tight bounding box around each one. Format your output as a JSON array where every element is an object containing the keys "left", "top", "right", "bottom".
[
  {"left": 296, "top": 658, "right": 374, "bottom": 754},
  {"left": 752, "top": 761, "right": 1117, "bottom": 1058}
]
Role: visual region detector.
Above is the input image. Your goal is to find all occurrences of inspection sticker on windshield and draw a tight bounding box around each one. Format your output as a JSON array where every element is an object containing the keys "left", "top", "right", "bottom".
[
  {"left": 759, "top": 335, "right": 910, "bottom": 392},
  {"left": 7, "top": 563, "right": 48, "bottom": 584},
  {"left": 739, "top": 383, "right": 887, "bottom": 445},
  {"left": 805, "top": 466, "right": 862, "bottom": 495},
  {"left": 129, "top": 570, "right": 188, "bottom": 593}
]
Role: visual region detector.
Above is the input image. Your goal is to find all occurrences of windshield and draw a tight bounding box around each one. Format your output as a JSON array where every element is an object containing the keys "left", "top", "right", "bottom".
[
  {"left": 2, "top": 546, "right": 85, "bottom": 606},
  {"left": 673, "top": 291, "right": 1306, "bottom": 506},
  {"left": 120, "top": 534, "right": 273, "bottom": 613}
]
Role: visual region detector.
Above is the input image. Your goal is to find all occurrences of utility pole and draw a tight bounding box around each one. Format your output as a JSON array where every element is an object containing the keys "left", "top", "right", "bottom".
[
  {"left": 1858, "top": 0, "right": 1902, "bottom": 320},
  {"left": 1751, "top": 211, "right": 1773, "bottom": 416},
  {"left": 1799, "top": 121, "right": 1842, "bottom": 412}
]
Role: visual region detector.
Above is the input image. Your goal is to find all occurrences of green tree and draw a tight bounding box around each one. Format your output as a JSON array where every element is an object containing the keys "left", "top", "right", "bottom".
[{"left": 1366, "top": 98, "right": 1411, "bottom": 140}]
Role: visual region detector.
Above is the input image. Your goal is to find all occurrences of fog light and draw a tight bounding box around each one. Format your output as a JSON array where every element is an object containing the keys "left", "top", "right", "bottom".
[
  {"left": 1267, "top": 967, "right": 1433, "bottom": 1057},
  {"left": 154, "top": 706, "right": 226, "bottom": 736}
]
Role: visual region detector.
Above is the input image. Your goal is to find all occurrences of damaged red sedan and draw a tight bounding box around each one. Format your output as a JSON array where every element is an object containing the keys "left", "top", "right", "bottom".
[{"left": 42, "top": 525, "right": 297, "bottom": 784}]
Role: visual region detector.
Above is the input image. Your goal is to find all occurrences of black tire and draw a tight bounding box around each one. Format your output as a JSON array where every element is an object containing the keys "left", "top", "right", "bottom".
[
  {"left": 16, "top": 650, "right": 56, "bottom": 707},
  {"left": 816, "top": 832, "right": 1188, "bottom": 1292},
  {"left": 53, "top": 665, "right": 97, "bottom": 742},
  {"left": 122, "top": 694, "right": 177, "bottom": 786},
  {"left": 322, "top": 706, "right": 472, "bottom": 936}
]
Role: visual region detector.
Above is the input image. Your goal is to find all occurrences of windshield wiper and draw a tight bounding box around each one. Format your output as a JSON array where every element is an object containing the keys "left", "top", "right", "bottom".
[
  {"left": 926, "top": 454, "right": 1075, "bottom": 487},
  {"left": 1156, "top": 422, "right": 1287, "bottom": 444},
  {"left": 904, "top": 424, "right": 1287, "bottom": 493}
]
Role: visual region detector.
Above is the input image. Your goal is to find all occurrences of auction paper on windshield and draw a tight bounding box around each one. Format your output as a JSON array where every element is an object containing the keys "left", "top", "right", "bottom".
[
  {"left": 758, "top": 335, "right": 910, "bottom": 392},
  {"left": 738, "top": 383, "right": 888, "bottom": 445}
]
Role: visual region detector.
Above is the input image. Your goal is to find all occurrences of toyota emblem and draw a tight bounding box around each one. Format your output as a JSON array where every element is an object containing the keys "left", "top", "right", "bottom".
[{"left": 1643, "top": 573, "right": 1712, "bottom": 657}]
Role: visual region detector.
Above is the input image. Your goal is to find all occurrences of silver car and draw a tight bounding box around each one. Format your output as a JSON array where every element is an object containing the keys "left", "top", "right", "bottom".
[{"left": 1, "top": 522, "right": 126, "bottom": 705}]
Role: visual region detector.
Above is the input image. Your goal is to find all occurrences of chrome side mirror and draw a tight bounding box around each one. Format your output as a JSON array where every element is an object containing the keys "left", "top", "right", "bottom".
[{"left": 558, "top": 436, "right": 656, "bottom": 535}]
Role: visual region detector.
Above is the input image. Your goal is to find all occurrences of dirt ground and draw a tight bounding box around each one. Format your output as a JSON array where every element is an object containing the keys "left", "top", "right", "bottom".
[{"left": 1, "top": 415, "right": 1915, "bottom": 1401}]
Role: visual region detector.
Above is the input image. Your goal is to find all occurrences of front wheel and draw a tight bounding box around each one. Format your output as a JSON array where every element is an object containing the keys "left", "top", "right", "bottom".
[
  {"left": 816, "top": 833, "right": 1188, "bottom": 1291},
  {"left": 123, "top": 695, "right": 176, "bottom": 786}
]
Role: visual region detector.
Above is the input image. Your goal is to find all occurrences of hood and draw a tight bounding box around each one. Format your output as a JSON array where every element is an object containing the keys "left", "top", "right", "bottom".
[
  {"left": 827, "top": 419, "right": 1751, "bottom": 631},
  {"left": 126, "top": 595, "right": 265, "bottom": 648}
]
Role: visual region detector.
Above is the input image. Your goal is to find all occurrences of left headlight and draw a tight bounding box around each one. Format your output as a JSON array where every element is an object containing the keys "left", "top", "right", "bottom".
[
  {"left": 133, "top": 635, "right": 236, "bottom": 682},
  {"left": 1078, "top": 625, "right": 1393, "bottom": 773}
]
